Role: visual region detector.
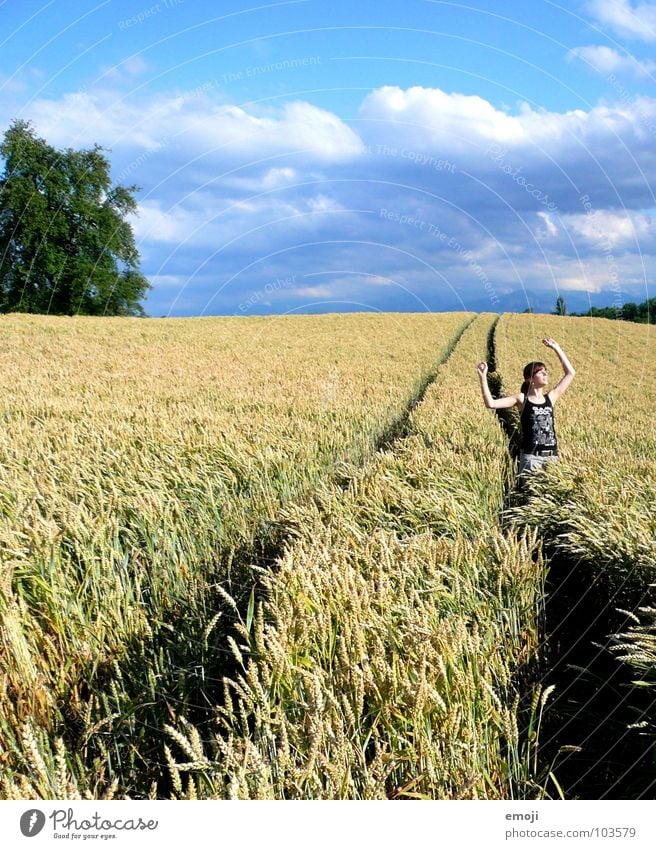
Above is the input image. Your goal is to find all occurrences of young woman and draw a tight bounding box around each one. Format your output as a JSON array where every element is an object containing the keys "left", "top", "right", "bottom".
[{"left": 476, "top": 338, "right": 575, "bottom": 477}]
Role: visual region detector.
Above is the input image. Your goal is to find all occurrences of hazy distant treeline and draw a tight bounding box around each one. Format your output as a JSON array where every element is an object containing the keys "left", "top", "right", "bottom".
[{"left": 572, "top": 297, "right": 655, "bottom": 323}]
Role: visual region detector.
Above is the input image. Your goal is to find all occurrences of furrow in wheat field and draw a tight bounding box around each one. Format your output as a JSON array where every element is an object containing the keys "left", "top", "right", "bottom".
[
  {"left": 494, "top": 313, "right": 656, "bottom": 798},
  {"left": 164, "top": 315, "right": 546, "bottom": 800},
  {"left": 0, "top": 311, "right": 471, "bottom": 798}
]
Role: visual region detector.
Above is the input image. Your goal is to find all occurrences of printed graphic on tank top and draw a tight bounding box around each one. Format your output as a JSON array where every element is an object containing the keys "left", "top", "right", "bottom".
[{"left": 520, "top": 396, "right": 557, "bottom": 452}]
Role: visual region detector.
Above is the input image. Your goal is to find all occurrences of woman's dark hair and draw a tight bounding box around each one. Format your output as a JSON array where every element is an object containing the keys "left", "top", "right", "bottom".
[{"left": 520, "top": 361, "right": 546, "bottom": 394}]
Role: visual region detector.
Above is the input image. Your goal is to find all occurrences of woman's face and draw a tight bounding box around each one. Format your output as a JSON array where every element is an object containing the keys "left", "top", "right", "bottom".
[{"left": 531, "top": 366, "right": 549, "bottom": 387}]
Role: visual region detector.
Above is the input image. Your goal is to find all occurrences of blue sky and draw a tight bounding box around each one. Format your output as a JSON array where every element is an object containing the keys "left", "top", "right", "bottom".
[{"left": 2, "top": 0, "right": 656, "bottom": 315}]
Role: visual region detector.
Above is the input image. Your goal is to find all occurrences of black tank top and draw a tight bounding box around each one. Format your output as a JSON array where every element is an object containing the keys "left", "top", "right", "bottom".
[{"left": 520, "top": 394, "right": 557, "bottom": 453}]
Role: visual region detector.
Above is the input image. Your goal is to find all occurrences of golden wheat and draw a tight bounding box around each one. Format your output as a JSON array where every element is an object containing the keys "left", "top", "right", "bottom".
[
  {"left": 163, "top": 315, "right": 547, "bottom": 799},
  {"left": 497, "top": 313, "right": 656, "bottom": 777},
  {"left": 0, "top": 311, "right": 469, "bottom": 798}
]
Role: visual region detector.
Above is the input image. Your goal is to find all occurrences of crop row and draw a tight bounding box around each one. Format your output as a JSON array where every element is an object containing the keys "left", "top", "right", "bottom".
[
  {"left": 495, "top": 314, "right": 656, "bottom": 793},
  {"left": 162, "top": 315, "right": 548, "bottom": 799},
  {"left": 0, "top": 312, "right": 470, "bottom": 798}
]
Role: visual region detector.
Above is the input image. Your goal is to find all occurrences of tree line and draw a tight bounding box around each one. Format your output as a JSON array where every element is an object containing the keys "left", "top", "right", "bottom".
[
  {"left": 0, "top": 121, "right": 149, "bottom": 316},
  {"left": 570, "top": 299, "right": 655, "bottom": 323},
  {"left": 526, "top": 297, "right": 654, "bottom": 323}
]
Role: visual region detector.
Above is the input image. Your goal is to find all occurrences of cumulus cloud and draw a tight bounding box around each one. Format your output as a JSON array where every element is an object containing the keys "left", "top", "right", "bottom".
[
  {"left": 6, "top": 81, "right": 656, "bottom": 314},
  {"left": 20, "top": 89, "right": 363, "bottom": 165},
  {"left": 563, "top": 209, "right": 653, "bottom": 249},
  {"left": 358, "top": 85, "right": 525, "bottom": 152},
  {"left": 535, "top": 210, "right": 653, "bottom": 250},
  {"left": 568, "top": 44, "right": 656, "bottom": 76},
  {"left": 358, "top": 83, "right": 656, "bottom": 169},
  {"left": 130, "top": 201, "right": 212, "bottom": 245},
  {"left": 586, "top": 0, "right": 656, "bottom": 41}
]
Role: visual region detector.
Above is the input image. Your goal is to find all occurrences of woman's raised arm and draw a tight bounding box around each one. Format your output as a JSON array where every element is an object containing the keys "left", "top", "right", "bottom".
[
  {"left": 477, "top": 362, "right": 521, "bottom": 409},
  {"left": 543, "top": 338, "right": 575, "bottom": 403}
]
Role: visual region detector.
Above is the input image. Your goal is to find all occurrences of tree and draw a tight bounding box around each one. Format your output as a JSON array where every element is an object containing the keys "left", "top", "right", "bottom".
[
  {"left": 622, "top": 302, "right": 638, "bottom": 322},
  {"left": 0, "top": 120, "right": 150, "bottom": 315},
  {"left": 554, "top": 296, "right": 567, "bottom": 316},
  {"left": 571, "top": 297, "right": 655, "bottom": 323}
]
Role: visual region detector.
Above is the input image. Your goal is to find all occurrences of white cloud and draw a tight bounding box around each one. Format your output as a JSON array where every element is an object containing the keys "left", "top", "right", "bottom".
[
  {"left": 148, "top": 275, "right": 185, "bottom": 288},
  {"left": 123, "top": 56, "right": 149, "bottom": 77},
  {"left": 307, "top": 194, "right": 344, "bottom": 213},
  {"left": 568, "top": 44, "right": 656, "bottom": 76},
  {"left": 23, "top": 91, "right": 158, "bottom": 149},
  {"left": 130, "top": 202, "right": 204, "bottom": 244},
  {"left": 9, "top": 81, "right": 656, "bottom": 313},
  {"left": 359, "top": 85, "right": 525, "bottom": 150},
  {"left": 537, "top": 209, "right": 653, "bottom": 249},
  {"left": 277, "top": 101, "right": 363, "bottom": 160},
  {"left": 586, "top": 0, "right": 656, "bottom": 41},
  {"left": 563, "top": 209, "right": 653, "bottom": 248},
  {"left": 22, "top": 89, "right": 363, "bottom": 164},
  {"left": 536, "top": 211, "right": 559, "bottom": 238},
  {"left": 356, "top": 83, "right": 656, "bottom": 163},
  {"left": 17, "top": 82, "right": 656, "bottom": 188},
  {"left": 558, "top": 275, "right": 603, "bottom": 292},
  {"left": 294, "top": 285, "right": 335, "bottom": 297},
  {"left": 223, "top": 167, "right": 298, "bottom": 191}
]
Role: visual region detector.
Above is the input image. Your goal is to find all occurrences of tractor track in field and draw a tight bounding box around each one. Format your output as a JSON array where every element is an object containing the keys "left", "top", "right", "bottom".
[
  {"left": 200, "top": 315, "right": 476, "bottom": 648},
  {"left": 76, "top": 313, "right": 478, "bottom": 798},
  {"left": 536, "top": 546, "right": 656, "bottom": 799},
  {"left": 225, "top": 313, "right": 478, "bottom": 574},
  {"left": 177, "top": 312, "right": 479, "bottom": 787},
  {"left": 487, "top": 318, "right": 655, "bottom": 800}
]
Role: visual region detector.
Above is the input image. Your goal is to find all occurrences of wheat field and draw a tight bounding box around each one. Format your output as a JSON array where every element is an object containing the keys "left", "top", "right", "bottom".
[
  {"left": 0, "top": 311, "right": 470, "bottom": 797},
  {"left": 496, "top": 314, "right": 656, "bottom": 795},
  {"left": 0, "top": 311, "right": 653, "bottom": 799}
]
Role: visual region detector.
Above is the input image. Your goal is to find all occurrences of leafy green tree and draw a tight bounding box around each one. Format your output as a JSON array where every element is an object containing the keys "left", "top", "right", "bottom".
[
  {"left": 638, "top": 297, "right": 656, "bottom": 322},
  {"left": 622, "top": 302, "right": 638, "bottom": 321},
  {"left": 0, "top": 120, "right": 150, "bottom": 315},
  {"left": 554, "top": 296, "right": 567, "bottom": 316},
  {"left": 571, "top": 298, "right": 654, "bottom": 323}
]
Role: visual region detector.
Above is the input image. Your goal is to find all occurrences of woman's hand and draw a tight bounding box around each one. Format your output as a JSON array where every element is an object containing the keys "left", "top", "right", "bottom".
[
  {"left": 477, "top": 361, "right": 488, "bottom": 377},
  {"left": 543, "top": 338, "right": 575, "bottom": 401},
  {"left": 542, "top": 337, "right": 561, "bottom": 351}
]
